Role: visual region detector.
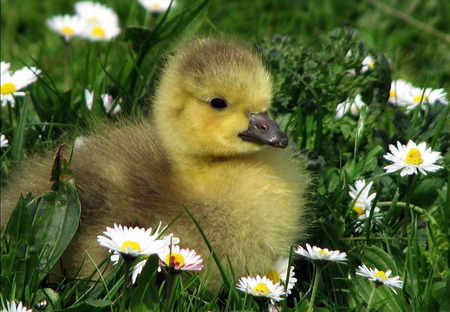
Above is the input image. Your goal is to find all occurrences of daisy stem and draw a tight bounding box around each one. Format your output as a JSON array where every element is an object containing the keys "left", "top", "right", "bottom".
[
  {"left": 254, "top": 297, "right": 268, "bottom": 312},
  {"left": 120, "top": 259, "right": 132, "bottom": 312},
  {"left": 402, "top": 175, "right": 414, "bottom": 240},
  {"left": 64, "top": 40, "right": 71, "bottom": 91},
  {"left": 366, "top": 284, "right": 378, "bottom": 311},
  {"left": 308, "top": 265, "right": 323, "bottom": 312}
]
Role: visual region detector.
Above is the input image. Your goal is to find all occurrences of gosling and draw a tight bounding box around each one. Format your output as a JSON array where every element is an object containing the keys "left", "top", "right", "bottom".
[{"left": 1, "top": 38, "right": 310, "bottom": 287}]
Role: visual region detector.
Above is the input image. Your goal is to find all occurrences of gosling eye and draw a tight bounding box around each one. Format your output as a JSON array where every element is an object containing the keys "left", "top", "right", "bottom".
[{"left": 209, "top": 97, "right": 228, "bottom": 110}]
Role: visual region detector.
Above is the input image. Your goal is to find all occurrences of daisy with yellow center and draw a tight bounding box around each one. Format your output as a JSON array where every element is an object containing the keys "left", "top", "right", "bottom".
[
  {"left": 349, "top": 180, "right": 376, "bottom": 216},
  {"left": 1, "top": 62, "right": 41, "bottom": 107},
  {"left": 236, "top": 275, "right": 286, "bottom": 302},
  {"left": 81, "top": 18, "right": 121, "bottom": 42},
  {"left": 389, "top": 79, "right": 448, "bottom": 109},
  {"left": 108, "top": 223, "right": 180, "bottom": 283},
  {"left": 348, "top": 179, "right": 382, "bottom": 233},
  {"left": 74, "top": 2, "right": 120, "bottom": 41},
  {"left": 265, "top": 256, "right": 297, "bottom": 294},
  {"left": 388, "top": 79, "right": 414, "bottom": 105},
  {"left": 97, "top": 223, "right": 178, "bottom": 259},
  {"left": 1, "top": 300, "right": 32, "bottom": 312},
  {"left": 356, "top": 264, "right": 403, "bottom": 294},
  {"left": 47, "top": 15, "right": 86, "bottom": 41},
  {"left": 295, "top": 244, "right": 347, "bottom": 265},
  {"left": 354, "top": 205, "right": 382, "bottom": 234},
  {"left": 137, "top": 0, "right": 177, "bottom": 13},
  {"left": 406, "top": 86, "right": 448, "bottom": 110},
  {"left": 158, "top": 243, "right": 204, "bottom": 272},
  {"left": 383, "top": 140, "right": 443, "bottom": 176},
  {"left": 361, "top": 55, "right": 376, "bottom": 72}
]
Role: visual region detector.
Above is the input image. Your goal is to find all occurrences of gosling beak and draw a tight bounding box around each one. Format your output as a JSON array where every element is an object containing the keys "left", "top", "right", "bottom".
[{"left": 238, "top": 112, "right": 288, "bottom": 148}]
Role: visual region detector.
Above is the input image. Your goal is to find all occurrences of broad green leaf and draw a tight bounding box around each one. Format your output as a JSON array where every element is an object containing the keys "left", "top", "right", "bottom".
[
  {"left": 129, "top": 254, "right": 160, "bottom": 312},
  {"left": 32, "top": 145, "right": 81, "bottom": 281},
  {"left": 2, "top": 194, "right": 40, "bottom": 299},
  {"left": 1, "top": 145, "right": 81, "bottom": 300},
  {"left": 63, "top": 299, "right": 112, "bottom": 312},
  {"left": 350, "top": 246, "right": 409, "bottom": 311},
  {"left": 362, "top": 245, "right": 398, "bottom": 274}
]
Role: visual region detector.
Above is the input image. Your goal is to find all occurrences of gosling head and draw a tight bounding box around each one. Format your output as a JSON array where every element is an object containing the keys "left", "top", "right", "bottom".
[{"left": 153, "top": 38, "right": 288, "bottom": 161}]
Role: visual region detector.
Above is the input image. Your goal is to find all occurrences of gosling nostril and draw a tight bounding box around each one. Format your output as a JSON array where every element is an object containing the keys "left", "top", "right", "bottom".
[
  {"left": 278, "top": 138, "right": 288, "bottom": 148},
  {"left": 259, "top": 125, "right": 269, "bottom": 133}
]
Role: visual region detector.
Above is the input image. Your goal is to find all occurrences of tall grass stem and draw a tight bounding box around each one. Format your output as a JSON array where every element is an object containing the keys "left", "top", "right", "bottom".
[{"left": 366, "top": 285, "right": 378, "bottom": 311}]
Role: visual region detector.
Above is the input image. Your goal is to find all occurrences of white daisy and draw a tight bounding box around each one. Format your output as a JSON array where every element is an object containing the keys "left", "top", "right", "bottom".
[
  {"left": 265, "top": 256, "right": 296, "bottom": 294},
  {"left": 425, "top": 88, "right": 448, "bottom": 106},
  {"left": 1, "top": 301, "right": 32, "bottom": 312},
  {"left": 158, "top": 243, "right": 204, "bottom": 272},
  {"left": 1, "top": 62, "right": 11, "bottom": 75},
  {"left": 389, "top": 80, "right": 448, "bottom": 109},
  {"left": 1, "top": 134, "right": 9, "bottom": 148},
  {"left": 236, "top": 275, "right": 286, "bottom": 302},
  {"left": 356, "top": 264, "right": 403, "bottom": 294},
  {"left": 404, "top": 86, "right": 448, "bottom": 110},
  {"left": 1, "top": 65, "right": 41, "bottom": 107},
  {"left": 335, "top": 94, "right": 366, "bottom": 119},
  {"left": 84, "top": 89, "right": 94, "bottom": 110},
  {"left": 97, "top": 223, "right": 176, "bottom": 258},
  {"left": 75, "top": 1, "right": 119, "bottom": 25},
  {"left": 388, "top": 79, "right": 415, "bottom": 106},
  {"left": 383, "top": 140, "right": 443, "bottom": 176},
  {"left": 47, "top": 15, "right": 86, "bottom": 41},
  {"left": 101, "top": 93, "right": 121, "bottom": 115},
  {"left": 349, "top": 180, "right": 383, "bottom": 233},
  {"left": 361, "top": 55, "right": 375, "bottom": 72},
  {"left": 84, "top": 89, "right": 122, "bottom": 114},
  {"left": 294, "top": 244, "right": 347, "bottom": 265},
  {"left": 137, "top": 0, "right": 177, "bottom": 13},
  {"left": 349, "top": 180, "right": 376, "bottom": 217},
  {"left": 354, "top": 206, "right": 383, "bottom": 234},
  {"left": 81, "top": 19, "right": 121, "bottom": 42},
  {"left": 75, "top": 2, "right": 120, "bottom": 41}
]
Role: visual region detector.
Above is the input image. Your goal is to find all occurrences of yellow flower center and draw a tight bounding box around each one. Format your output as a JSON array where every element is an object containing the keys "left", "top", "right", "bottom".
[
  {"left": 253, "top": 282, "right": 270, "bottom": 295},
  {"left": 165, "top": 252, "right": 185, "bottom": 268},
  {"left": 405, "top": 148, "right": 423, "bottom": 165},
  {"left": 1, "top": 82, "right": 16, "bottom": 95},
  {"left": 91, "top": 25, "right": 106, "bottom": 37},
  {"left": 353, "top": 202, "right": 365, "bottom": 217},
  {"left": 389, "top": 90, "right": 396, "bottom": 98},
  {"left": 121, "top": 240, "right": 141, "bottom": 252},
  {"left": 265, "top": 270, "right": 281, "bottom": 284},
  {"left": 375, "top": 270, "right": 387, "bottom": 280},
  {"left": 61, "top": 26, "right": 75, "bottom": 36},
  {"left": 413, "top": 94, "right": 428, "bottom": 104},
  {"left": 316, "top": 249, "right": 328, "bottom": 256},
  {"left": 152, "top": 3, "right": 161, "bottom": 10},
  {"left": 369, "top": 61, "right": 375, "bottom": 69}
]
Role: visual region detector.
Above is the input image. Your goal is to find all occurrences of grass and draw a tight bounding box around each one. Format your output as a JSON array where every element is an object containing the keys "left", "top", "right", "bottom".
[{"left": 1, "top": 0, "right": 449, "bottom": 311}]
